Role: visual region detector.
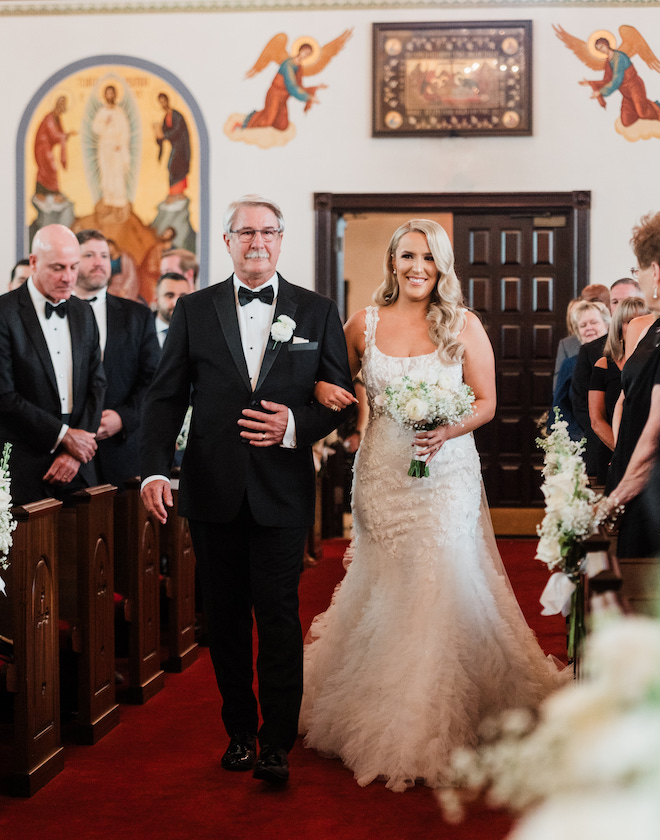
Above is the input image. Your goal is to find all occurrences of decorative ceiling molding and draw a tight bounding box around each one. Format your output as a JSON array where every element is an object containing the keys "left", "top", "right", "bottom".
[{"left": 1, "top": 0, "right": 659, "bottom": 17}]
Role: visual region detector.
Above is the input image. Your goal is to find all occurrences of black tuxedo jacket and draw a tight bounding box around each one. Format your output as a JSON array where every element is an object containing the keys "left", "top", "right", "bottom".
[
  {"left": 0, "top": 283, "right": 106, "bottom": 505},
  {"left": 95, "top": 294, "right": 160, "bottom": 488},
  {"left": 140, "top": 275, "right": 353, "bottom": 527}
]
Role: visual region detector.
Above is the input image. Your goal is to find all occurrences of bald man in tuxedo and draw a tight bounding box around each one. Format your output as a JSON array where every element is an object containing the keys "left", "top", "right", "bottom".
[{"left": 0, "top": 224, "right": 105, "bottom": 505}]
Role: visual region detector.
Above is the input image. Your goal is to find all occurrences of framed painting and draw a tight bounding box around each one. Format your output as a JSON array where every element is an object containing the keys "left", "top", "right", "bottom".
[{"left": 372, "top": 21, "right": 532, "bottom": 137}]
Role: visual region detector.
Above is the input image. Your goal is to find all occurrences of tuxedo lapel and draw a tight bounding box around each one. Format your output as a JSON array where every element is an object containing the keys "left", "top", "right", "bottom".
[
  {"left": 104, "top": 294, "right": 123, "bottom": 361},
  {"left": 254, "top": 275, "right": 298, "bottom": 393},
  {"left": 213, "top": 278, "right": 252, "bottom": 392},
  {"left": 68, "top": 301, "right": 89, "bottom": 410},
  {"left": 17, "top": 285, "right": 59, "bottom": 400}
]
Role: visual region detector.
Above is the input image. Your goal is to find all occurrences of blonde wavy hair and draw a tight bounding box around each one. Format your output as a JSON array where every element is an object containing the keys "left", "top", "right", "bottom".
[
  {"left": 603, "top": 296, "right": 650, "bottom": 363},
  {"left": 373, "top": 219, "right": 466, "bottom": 364}
]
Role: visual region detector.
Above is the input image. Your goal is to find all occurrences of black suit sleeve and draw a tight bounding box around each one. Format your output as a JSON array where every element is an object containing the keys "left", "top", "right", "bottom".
[
  {"left": 291, "top": 300, "right": 354, "bottom": 448},
  {"left": 113, "top": 308, "right": 160, "bottom": 437}
]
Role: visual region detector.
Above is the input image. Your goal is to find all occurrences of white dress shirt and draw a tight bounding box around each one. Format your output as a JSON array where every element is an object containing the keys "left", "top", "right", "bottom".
[
  {"left": 27, "top": 277, "right": 72, "bottom": 449},
  {"left": 79, "top": 286, "right": 108, "bottom": 355},
  {"left": 155, "top": 314, "right": 169, "bottom": 349},
  {"left": 232, "top": 273, "right": 296, "bottom": 448}
]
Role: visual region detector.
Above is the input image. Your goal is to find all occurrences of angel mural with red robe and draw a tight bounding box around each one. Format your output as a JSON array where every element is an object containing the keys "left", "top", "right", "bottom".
[
  {"left": 555, "top": 25, "right": 660, "bottom": 141},
  {"left": 225, "top": 30, "right": 352, "bottom": 149}
]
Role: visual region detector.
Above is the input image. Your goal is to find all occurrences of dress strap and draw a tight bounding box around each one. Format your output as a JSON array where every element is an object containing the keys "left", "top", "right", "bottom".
[{"left": 364, "top": 306, "right": 379, "bottom": 349}]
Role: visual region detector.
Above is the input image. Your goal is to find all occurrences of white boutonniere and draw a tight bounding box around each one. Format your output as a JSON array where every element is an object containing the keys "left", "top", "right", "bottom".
[{"left": 270, "top": 314, "right": 296, "bottom": 349}]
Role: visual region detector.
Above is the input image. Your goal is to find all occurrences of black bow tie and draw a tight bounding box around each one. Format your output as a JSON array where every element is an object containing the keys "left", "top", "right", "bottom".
[
  {"left": 238, "top": 285, "right": 274, "bottom": 307},
  {"left": 45, "top": 301, "right": 68, "bottom": 319}
]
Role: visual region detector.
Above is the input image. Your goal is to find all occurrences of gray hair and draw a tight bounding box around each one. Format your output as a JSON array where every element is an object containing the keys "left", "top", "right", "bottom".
[{"left": 223, "top": 194, "right": 285, "bottom": 235}]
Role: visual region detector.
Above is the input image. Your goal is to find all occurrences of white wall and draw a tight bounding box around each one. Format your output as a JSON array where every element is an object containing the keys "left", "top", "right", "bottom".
[{"left": 1, "top": 4, "right": 658, "bottom": 291}]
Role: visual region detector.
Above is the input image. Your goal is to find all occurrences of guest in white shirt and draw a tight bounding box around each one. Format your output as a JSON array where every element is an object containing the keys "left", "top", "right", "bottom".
[{"left": 154, "top": 271, "right": 189, "bottom": 349}]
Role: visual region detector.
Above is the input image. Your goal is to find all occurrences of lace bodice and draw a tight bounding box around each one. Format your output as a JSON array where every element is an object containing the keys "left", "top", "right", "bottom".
[{"left": 361, "top": 306, "right": 464, "bottom": 409}]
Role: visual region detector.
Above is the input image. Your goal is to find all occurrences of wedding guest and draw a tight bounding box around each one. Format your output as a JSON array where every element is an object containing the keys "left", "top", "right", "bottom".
[
  {"left": 607, "top": 212, "right": 660, "bottom": 558},
  {"left": 550, "top": 300, "right": 610, "bottom": 442},
  {"left": 588, "top": 297, "right": 649, "bottom": 483}
]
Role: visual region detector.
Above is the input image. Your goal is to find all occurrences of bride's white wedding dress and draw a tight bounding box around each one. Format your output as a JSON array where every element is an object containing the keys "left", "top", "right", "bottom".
[{"left": 299, "top": 307, "right": 566, "bottom": 792}]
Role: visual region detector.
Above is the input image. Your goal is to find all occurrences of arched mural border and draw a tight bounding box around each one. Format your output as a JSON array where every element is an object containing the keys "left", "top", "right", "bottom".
[{"left": 16, "top": 53, "right": 210, "bottom": 288}]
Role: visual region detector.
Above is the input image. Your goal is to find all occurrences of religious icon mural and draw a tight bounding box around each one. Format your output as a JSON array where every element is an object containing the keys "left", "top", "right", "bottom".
[
  {"left": 20, "top": 59, "right": 205, "bottom": 302},
  {"left": 554, "top": 24, "right": 660, "bottom": 141},
  {"left": 225, "top": 30, "right": 352, "bottom": 149}
]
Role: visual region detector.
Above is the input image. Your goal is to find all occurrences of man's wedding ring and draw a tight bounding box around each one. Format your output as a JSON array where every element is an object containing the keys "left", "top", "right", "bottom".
[
  {"left": 331, "top": 405, "right": 340, "bottom": 412},
  {"left": 262, "top": 432, "right": 266, "bottom": 440}
]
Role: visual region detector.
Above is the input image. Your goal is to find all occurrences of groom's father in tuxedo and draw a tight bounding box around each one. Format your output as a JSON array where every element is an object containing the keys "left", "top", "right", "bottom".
[
  {"left": 0, "top": 224, "right": 105, "bottom": 505},
  {"left": 140, "top": 195, "right": 353, "bottom": 785}
]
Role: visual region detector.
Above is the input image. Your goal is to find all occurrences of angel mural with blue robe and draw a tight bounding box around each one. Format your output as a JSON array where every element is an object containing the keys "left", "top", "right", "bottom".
[
  {"left": 555, "top": 25, "right": 660, "bottom": 140},
  {"left": 225, "top": 31, "right": 352, "bottom": 149}
]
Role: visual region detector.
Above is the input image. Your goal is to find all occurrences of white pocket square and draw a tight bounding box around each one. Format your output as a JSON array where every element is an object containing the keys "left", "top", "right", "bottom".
[{"left": 292, "top": 336, "right": 310, "bottom": 344}]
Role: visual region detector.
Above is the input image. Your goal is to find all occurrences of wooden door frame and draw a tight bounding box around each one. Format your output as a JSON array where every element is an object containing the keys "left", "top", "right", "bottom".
[
  {"left": 314, "top": 191, "right": 591, "bottom": 535},
  {"left": 314, "top": 191, "right": 591, "bottom": 315}
]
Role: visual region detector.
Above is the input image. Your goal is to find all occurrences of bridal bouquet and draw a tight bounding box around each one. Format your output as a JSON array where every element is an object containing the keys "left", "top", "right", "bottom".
[
  {"left": 374, "top": 372, "right": 474, "bottom": 478},
  {"left": 0, "top": 443, "right": 16, "bottom": 597}
]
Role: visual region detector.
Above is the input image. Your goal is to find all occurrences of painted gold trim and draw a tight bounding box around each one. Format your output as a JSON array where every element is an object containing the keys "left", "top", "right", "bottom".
[{"left": 2, "top": 0, "right": 660, "bottom": 18}]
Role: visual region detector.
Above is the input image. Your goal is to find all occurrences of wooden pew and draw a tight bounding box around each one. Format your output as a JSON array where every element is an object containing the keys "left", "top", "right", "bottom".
[
  {"left": 0, "top": 499, "right": 64, "bottom": 796},
  {"left": 58, "top": 485, "right": 120, "bottom": 744},
  {"left": 113, "top": 479, "right": 164, "bottom": 703},
  {"left": 160, "top": 476, "right": 198, "bottom": 672}
]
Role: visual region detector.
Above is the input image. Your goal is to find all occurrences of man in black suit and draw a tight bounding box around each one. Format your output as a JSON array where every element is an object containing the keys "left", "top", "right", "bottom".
[
  {"left": 140, "top": 195, "right": 353, "bottom": 785},
  {"left": 0, "top": 224, "right": 105, "bottom": 506},
  {"left": 74, "top": 230, "right": 160, "bottom": 490}
]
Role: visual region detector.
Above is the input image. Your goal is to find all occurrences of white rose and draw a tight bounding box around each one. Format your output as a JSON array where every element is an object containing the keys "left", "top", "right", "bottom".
[
  {"left": 374, "top": 394, "right": 387, "bottom": 407},
  {"left": 405, "top": 398, "right": 429, "bottom": 423},
  {"left": 0, "top": 488, "right": 10, "bottom": 510},
  {"left": 271, "top": 315, "right": 296, "bottom": 344}
]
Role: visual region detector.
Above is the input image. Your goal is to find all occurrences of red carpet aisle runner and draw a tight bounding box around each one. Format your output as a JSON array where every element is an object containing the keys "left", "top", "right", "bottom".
[{"left": 0, "top": 539, "right": 563, "bottom": 840}]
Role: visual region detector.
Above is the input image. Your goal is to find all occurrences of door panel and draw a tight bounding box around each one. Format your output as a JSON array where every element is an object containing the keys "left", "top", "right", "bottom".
[{"left": 454, "top": 213, "right": 574, "bottom": 507}]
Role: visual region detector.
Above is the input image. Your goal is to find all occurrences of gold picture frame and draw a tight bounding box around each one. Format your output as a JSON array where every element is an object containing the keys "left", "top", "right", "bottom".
[{"left": 373, "top": 20, "right": 532, "bottom": 137}]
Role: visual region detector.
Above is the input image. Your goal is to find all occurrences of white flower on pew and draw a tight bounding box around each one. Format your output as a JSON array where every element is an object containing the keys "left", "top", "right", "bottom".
[
  {"left": 439, "top": 615, "right": 660, "bottom": 840},
  {"left": 0, "top": 442, "right": 16, "bottom": 595},
  {"left": 535, "top": 410, "right": 610, "bottom": 615}
]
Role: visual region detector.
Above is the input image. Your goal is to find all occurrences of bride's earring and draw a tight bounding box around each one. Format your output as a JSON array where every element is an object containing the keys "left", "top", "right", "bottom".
[{"left": 655, "top": 285, "right": 658, "bottom": 300}]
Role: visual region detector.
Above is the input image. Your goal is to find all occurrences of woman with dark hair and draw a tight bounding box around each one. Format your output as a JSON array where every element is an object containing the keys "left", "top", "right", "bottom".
[
  {"left": 608, "top": 212, "right": 660, "bottom": 557},
  {"left": 299, "top": 220, "right": 565, "bottom": 792}
]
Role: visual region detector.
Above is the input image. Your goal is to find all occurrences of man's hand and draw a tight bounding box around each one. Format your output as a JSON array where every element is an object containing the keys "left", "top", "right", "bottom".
[
  {"left": 140, "top": 479, "right": 173, "bottom": 525},
  {"left": 238, "top": 400, "right": 289, "bottom": 447},
  {"left": 44, "top": 452, "right": 81, "bottom": 486},
  {"left": 97, "top": 409, "right": 123, "bottom": 441},
  {"left": 61, "top": 428, "right": 97, "bottom": 463}
]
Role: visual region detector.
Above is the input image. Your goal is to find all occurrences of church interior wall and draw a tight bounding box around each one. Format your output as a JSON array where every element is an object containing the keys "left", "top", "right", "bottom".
[{"left": 1, "top": 3, "right": 658, "bottom": 293}]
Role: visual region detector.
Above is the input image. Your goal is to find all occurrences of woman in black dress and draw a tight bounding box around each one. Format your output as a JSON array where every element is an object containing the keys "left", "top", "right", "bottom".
[
  {"left": 589, "top": 297, "right": 649, "bottom": 484},
  {"left": 608, "top": 213, "right": 660, "bottom": 558}
]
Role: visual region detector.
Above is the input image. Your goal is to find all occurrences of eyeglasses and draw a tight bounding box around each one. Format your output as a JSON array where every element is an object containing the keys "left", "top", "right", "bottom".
[
  {"left": 230, "top": 228, "right": 281, "bottom": 242},
  {"left": 630, "top": 267, "right": 640, "bottom": 278}
]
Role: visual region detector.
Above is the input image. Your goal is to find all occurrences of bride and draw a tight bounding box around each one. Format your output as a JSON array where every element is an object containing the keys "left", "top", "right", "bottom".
[{"left": 299, "top": 219, "right": 566, "bottom": 792}]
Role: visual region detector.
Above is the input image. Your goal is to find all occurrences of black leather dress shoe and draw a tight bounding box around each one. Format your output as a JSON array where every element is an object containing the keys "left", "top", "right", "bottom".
[
  {"left": 253, "top": 745, "right": 289, "bottom": 785},
  {"left": 221, "top": 733, "right": 257, "bottom": 771}
]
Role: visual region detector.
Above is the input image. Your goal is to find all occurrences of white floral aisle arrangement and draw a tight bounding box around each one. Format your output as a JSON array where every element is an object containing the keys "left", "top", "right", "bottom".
[
  {"left": 374, "top": 371, "right": 474, "bottom": 478},
  {"left": 535, "top": 410, "right": 611, "bottom": 658},
  {"left": 438, "top": 615, "right": 660, "bottom": 840},
  {"left": 0, "top": 443, "right": 16, "bottom": 597}
]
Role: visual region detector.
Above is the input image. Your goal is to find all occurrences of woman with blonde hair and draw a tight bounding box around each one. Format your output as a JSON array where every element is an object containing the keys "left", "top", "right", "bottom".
[
  {"left": 589, "top": 297, "right": 650, "bottom": 483},
  {"left": 300, "top": 219, "right": 565, "bottom": 792}
]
